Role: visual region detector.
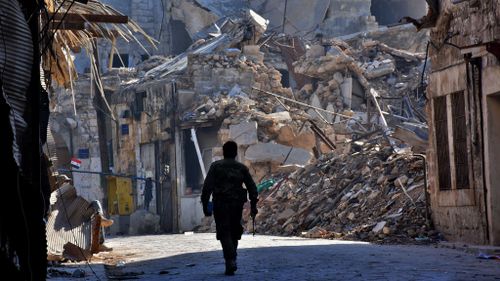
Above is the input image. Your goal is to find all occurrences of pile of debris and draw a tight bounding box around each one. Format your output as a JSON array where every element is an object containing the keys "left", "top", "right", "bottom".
[
  {"left": 292, "top": 37, "right": 427, "bottom": 119},
  {"left": 248, "top": 137, "right": 438, "bottom": 244},
  {"left": 115, "top": 7, "right": 431, "bottom": 241},
  {"left": 181, "top": 51, "right": 294, "bottom": 121},
  {"left": 182, "top": 17, "right": 432, "bottom": 241}
]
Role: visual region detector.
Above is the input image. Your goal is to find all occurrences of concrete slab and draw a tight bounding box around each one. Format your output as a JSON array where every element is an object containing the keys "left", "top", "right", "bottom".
[
  {"left": 245, "top": 143, "right": 312, "bottom": 165},
  {"left": 229, "top": 121, "right": 258, "bottom": 145}
]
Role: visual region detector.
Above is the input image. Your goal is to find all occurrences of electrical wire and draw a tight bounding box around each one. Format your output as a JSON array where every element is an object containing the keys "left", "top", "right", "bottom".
[{"left": 158, "top": 0, "right": 165, "bottom": 42}]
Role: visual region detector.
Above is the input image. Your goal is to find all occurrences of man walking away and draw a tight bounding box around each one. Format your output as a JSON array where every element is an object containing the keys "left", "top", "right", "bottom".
[{"left": 201, "top": 141, "right": 259, "bottom": 276}]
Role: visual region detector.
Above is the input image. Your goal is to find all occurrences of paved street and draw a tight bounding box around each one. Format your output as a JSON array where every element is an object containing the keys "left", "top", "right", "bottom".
[{"left": 51, "top": 233, "right": 500, "bottom": 281}]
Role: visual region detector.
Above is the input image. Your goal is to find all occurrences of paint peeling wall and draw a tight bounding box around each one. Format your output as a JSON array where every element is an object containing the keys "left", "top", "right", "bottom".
[
  {"left": 110, "top": 80, "right": 173, "bottom": 213},
  {"left": 427, "top": 0, "right": 500, "bottom": 245}
]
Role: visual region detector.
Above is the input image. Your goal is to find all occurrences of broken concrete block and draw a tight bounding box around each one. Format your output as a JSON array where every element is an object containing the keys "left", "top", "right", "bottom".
[
  {"left": 310, "top": 93, "right": 322, "bottom": 108},
  {"left": 218, "top": 129, "right": 230, "bottom": 144},
  {"left": 333, "top": 72, "right": 343, "bottom": 84},
  {"left": 347, "top": 212, "right": 356, "bottom": 220},
  {"left": 129, "top": 210, "right": 160, "bottom": 235},
  {"left": 243, "top": 45, "right": 261, "bottom": 56},
  {"left": 265, "top": 111, "right": 292, "bottom": 122},
  {"left": 395, "top": 175, "right": 409, "bottom": 187},
  {"left": 277, "top": 208, "right": 296, "bottom": 224},
  {"left": 372, "top": 221, "right": 387, "bottom": 234},
  {"left": 383, "top": 226, "right": 391, "bottom": 235},
  {"left": 306, "top": 45, "right": 325, "bottom": 59},
  {"left": 292, "top": 131, "right": 316, "bottom": 150},
  {"left": 364, "top": 60, "right": 395, "bottom": 79},
  {"left": 229, "top": 121, "right": 258, "bottom": 145},
  {"left": 277, "top": 125, "right": 296, "bottom": 145},
  {"left": 367, "top": 190, "right": 381, "bottom": 200},
  {"left": 245, "top": 143, "right": 312, "bottom": 166},
  {"left": 325, "top": 103, "right": 335, "bottom": 123},
  {"left": 302, "top": 226, "right": 328, "bottom": 238},
  {"left": 340, "top": 77, "right": 352, "bottom": 109}
]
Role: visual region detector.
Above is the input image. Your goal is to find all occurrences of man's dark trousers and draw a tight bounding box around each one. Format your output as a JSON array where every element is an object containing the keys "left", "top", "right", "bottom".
[{"left": 213, "top": 200, "right": 244, "bottom": 261}]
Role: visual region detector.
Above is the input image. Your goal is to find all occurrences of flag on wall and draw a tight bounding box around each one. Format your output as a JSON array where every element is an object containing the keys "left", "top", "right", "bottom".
[{"left": 70, "top": 157, "right": 82, "bottom": 169}]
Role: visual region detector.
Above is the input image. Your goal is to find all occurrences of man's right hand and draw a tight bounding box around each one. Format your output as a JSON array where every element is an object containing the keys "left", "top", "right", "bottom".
[
  {"left": 203, "top": 204, "right": 212, "bottom": 217},
  {"left": 250, "top": 204, "right": 258, "bottom": 218}
]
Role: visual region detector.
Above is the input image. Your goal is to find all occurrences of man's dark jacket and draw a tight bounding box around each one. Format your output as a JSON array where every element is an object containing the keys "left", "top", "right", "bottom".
[{"left": 201, "top": 158, "right": 258, "bottom": 210}]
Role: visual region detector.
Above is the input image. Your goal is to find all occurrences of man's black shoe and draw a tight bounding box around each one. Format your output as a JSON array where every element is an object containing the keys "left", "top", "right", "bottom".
[{"left": 225, "top": 260, "right": 237, "bottom": 276}]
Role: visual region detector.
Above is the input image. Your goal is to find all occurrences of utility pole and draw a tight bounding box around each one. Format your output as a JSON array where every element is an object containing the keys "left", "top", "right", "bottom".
[{"left": 92, "top": 39, "right": 111, "bottom": 206}]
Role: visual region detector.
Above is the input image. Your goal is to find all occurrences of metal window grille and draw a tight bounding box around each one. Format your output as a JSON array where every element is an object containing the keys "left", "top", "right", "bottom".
[
  {"left": 451, "top": 91, "right": 470, "bottom": 189},
  {"left": 434, "top": 96, "right": 452, "bottom": 190}
]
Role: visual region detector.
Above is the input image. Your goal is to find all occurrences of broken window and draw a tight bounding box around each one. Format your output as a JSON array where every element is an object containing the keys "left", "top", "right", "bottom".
[
  {"left": 112, "top": 53, "right": 129, "bottom": 68},
  {"left": 433, "top": 95, "right": 452, "bottom": 190},
  {"left": 121, "top": 124, "right": 129, "bottom": 136},
  {"left": 133, "top": 92, "right": 146, "bottom": 119},
  {"left": 451, "top": 91, "right": 470, "bottom": 189},
  {"left": 169, "top": 20, "right": 193, "bottom": 55}
]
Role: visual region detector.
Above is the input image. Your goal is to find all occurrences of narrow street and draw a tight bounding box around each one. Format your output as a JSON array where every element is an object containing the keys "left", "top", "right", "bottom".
[
  {"left": 53, "top": 234, "right": 500, "bottom": 281},
  {"left": 6, "top": 1, "right": 500, "bottom": 280}
]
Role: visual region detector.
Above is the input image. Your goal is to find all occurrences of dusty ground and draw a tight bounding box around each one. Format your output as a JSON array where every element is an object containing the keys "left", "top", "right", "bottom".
[{"left": 48, "top": 233, "right": 500, "bottom": 280}]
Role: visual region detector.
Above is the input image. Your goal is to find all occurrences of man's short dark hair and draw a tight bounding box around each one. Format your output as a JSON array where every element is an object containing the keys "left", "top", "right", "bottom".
[{"left": 223, "top": 141, "right": 238, "bottom": 159}]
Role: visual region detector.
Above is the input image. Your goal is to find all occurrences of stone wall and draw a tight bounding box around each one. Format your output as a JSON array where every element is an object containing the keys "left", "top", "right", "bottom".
[
  {"left": 426, "top": 0, "right": 500, "bottom": 245},
  {"left": 319, "top": 0, "right": 378, "bottom": 37},
  {"left": 50, "top": 79, "right": 105, "bottom": 202}
]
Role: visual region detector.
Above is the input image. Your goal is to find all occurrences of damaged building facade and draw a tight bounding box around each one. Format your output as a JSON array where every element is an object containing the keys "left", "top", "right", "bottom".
[
  {"left": 106, "top": 11, "right": 317, "bottom": 232},
  {"left": 51, "top": 0, "right": 435, "bottom": 236},
  {"left": 426, "top": 0, "right": 500, "bottom": 245},
  {"left": 72, "top": 0, "right": 430, "bottom": 73}
]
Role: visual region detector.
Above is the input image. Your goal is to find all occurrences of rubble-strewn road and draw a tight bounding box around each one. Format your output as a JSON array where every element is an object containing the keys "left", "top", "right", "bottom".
[{"left": 82, "top": 234, "right": 500, "bottom": 281}]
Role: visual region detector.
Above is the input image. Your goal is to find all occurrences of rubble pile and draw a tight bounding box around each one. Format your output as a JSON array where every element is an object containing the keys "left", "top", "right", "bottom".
[
  {"left": 183, "top": 51, "right": 294, "bottom": 120},
  {"left": 181, "top": 51, "right": 324, "bottom": 182},
  {"left": 183, "top": 29, "right": 431, "bottom": 239},
  {"left": 293, "top": 38, "right": 426, "bottom": 116},
  {"left": 250, "top": 138, "right": 437, "bottom": 244}
]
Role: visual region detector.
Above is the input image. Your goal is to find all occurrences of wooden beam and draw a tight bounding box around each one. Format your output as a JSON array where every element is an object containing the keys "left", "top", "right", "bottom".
[
  {"left": 48, "top": 12, "right": 128, "bottom": 24},
  {"left": 49, "top": 21, "right": 85, "bottom": 30}
]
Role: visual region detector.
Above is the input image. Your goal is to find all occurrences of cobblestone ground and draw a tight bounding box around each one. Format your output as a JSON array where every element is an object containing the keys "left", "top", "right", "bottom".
[{"left": 50, "top": 233, "right": 500, "bottom": 281}]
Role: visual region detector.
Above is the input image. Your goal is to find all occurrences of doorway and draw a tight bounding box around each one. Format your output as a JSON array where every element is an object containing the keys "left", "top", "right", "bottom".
[{"left": 486, "top": 93, "right": 500, "bottom": 245}]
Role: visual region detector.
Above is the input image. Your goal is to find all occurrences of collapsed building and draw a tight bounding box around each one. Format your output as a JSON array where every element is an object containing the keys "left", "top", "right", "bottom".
[
  {"left": 48, "top": 0, "right": 500, "bottom": 248},
  {"left": 74, "top": 0, "right": 429, "bottom": 73},
  {"left": 52, "top": 1, "right": 433, "bottom": 238}
]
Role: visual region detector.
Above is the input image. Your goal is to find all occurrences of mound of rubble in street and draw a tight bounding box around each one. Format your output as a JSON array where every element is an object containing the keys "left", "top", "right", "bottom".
[{"left": 248, "top": 137, "right": 439, "bottom": 244}]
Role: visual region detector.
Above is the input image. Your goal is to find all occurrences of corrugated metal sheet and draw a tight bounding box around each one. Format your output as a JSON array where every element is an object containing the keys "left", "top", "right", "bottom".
[
  {"left": 46, "top": 123, "right": 59, "bottom": 167},
  {"left": 46, "top": 184, "right": 96, "bottom": 260},
  {"left": 0, "top": 0, "right": 33, "bottom": 169}
]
